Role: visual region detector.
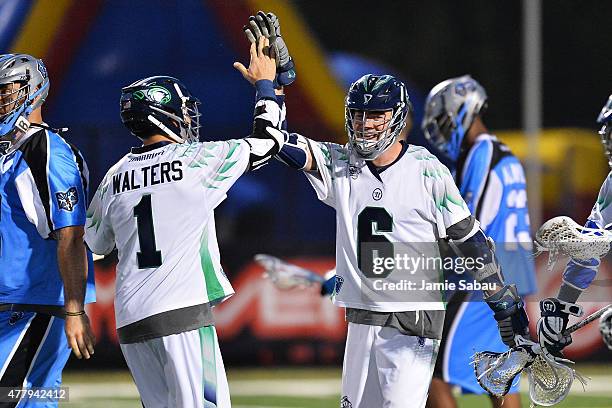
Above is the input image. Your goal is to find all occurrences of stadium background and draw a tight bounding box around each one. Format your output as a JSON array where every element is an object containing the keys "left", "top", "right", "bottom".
[{"left": 1, "top": 0, "right": 611, "bottom": 406}]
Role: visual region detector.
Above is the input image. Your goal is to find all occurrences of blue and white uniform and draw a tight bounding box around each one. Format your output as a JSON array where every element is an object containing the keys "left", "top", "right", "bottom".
[
  {"left": 0, "top": 126, "right": 94, "bottom": 407},
  {"left": 434, "top": 133, "right": 537, "bottom": 394}
]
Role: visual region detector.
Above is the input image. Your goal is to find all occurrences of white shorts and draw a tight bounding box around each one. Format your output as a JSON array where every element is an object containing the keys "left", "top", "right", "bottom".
[
  {"left": 120, "top": 326, "right": 230, "bottom": 407},
  {"left": 341, "top": 322, "right": 439, "bottom": 408}
]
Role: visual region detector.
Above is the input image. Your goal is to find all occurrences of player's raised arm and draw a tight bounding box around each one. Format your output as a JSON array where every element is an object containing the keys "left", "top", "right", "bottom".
[
  {"left": 235, "top": 10, "right": 318, "bottom": 174},
  {"left": 233, "top": 36, "right": 288, "bottom": 171}
]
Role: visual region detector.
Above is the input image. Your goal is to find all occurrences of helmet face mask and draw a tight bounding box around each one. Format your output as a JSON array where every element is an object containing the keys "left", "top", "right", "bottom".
[
  {"left": 120, "top": 76, "right": 201, "bottom": 144},
  {"left": 0, "top": 82, "right": 29, "bottom": 118},
  {"left": 0, "top": 54, "right": 50, "bottom": 155},
  {"left": 422, "top": 75, "right": 487, "bottom": 162},
  {"left": 345, "top": 74, "right": 411, "bottom": 161}
]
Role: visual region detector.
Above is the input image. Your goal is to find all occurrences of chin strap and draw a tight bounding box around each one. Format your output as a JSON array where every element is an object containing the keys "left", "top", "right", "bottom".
[{"left": 30, "top": 122, "right": 69, "bottom": 134}]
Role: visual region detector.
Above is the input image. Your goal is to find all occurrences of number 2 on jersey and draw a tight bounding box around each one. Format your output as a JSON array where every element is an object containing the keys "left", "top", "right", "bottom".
[{"left": 134, "top": 194, "right": 162, "bottom": 268}]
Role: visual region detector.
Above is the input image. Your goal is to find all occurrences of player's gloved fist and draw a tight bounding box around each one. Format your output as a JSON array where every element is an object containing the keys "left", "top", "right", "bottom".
[
  {"left": 537, "top": 297, "right": 583, "bottom": 356},
  {"left": 485, "top": 284, "right": 530, "bottom": 347},
  {"left": 244, "top": 11, "right": 296, "bottom": 88}
]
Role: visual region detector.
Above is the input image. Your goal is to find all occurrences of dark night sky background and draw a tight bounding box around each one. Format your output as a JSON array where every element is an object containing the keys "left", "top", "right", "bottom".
[{"left": 296, "top": 0, "right": 611, "bottom": 130}]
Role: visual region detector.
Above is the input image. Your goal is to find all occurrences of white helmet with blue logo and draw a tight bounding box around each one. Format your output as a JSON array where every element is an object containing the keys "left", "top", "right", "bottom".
[{"left": 422, "top": 75, "right": 487, "bottom": 162}]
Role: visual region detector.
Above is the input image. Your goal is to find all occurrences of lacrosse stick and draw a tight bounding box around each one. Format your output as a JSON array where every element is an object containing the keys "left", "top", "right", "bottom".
[
  {"left": 534, "top": 216, "right": 612, "bottom": 271},
  {"left": 473, "top": 304, "right": 611, "bottom": 406},
  {"left": 255, "top": 254, "right": 325, "bottom": 290}
]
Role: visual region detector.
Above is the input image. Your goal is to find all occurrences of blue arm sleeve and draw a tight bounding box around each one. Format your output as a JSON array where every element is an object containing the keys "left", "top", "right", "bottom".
[
  {"left": 255, "top": 80, "right": 276, "bottom": 101},
  {"left": 47, "top": 133, "right": 87, "bottom": 230},
  {"left": 460, "top": 139, "right": 493, "bottom": 215},
  {"left": 562, "top": 220, "right": 600, "bottom": 289}
]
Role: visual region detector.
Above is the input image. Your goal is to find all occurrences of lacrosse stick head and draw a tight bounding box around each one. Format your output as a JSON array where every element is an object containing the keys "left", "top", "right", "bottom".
[
  {"left": 472, "top": 345, "right": 534, "bottom": 397},
  {"left": 254, "top": 254, "right": 325, "bottom": 290},
  {"left": 599, "top": 307, "right": 612, "bottom": 350},
  {"left": 527, "top": 354, "right": 575, "bottom": 406},
  {"left": 535, "top": 216, "right": 612, "bottom": 262}
]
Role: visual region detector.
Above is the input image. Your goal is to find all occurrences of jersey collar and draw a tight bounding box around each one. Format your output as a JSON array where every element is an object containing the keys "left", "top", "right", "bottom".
[
  {"left": 131, "top": 141, "right": 173, "bottom": 154},
  {"left": 365, "top": 140, "right": 409, "bottom": 182}
]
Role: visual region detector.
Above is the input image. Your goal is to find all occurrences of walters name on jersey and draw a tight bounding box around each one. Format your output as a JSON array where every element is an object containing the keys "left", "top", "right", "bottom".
[
  {"left": 85, "top": 140, "right": 250, "bottom": 329},
  {"left": 306, "top": 142, "right": 472, "bottom": 312}
]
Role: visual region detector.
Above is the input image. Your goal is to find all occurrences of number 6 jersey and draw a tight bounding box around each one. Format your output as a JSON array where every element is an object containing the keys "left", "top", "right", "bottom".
[
  {"left": 305, "top": 141, "right": 472, "bottom": 312},
  {"left": 85, "top": 140, "right": 250, "bottom": 329}
]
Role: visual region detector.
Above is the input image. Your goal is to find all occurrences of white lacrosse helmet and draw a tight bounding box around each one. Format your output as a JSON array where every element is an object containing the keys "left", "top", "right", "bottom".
[{"left": 422, "top": 75, "right": 487, "bottom": 162}]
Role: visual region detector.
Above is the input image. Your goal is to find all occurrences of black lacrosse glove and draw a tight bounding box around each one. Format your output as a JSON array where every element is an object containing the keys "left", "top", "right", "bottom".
[
  {"left": 244, "top": 11, "right": 296, "bottom": 88},
  {"left": 537, "top": 297, "right": 583, "bottom": 356},
  {"left": 485, "top": 284, "right": 530, "bottom": 347}
]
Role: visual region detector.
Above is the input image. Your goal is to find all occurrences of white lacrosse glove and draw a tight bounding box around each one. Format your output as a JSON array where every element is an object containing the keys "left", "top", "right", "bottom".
[
  {"left": 255, "top": 254, "right": 325, "bottom": 290},
  {"left": 599, "top": 307, "right": 612, "bottom": 350},
  {"left": 537, "top": 297, "right": 583, "bottom": 356}
]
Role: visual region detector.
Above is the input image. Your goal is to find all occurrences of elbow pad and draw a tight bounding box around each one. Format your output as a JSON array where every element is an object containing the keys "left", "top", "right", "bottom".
[
  {"left": 247, "top": 98, "right": 286, "bottom": 170},
  {"left": 447, "top": 217, "right": 504, "bottom": 284}
]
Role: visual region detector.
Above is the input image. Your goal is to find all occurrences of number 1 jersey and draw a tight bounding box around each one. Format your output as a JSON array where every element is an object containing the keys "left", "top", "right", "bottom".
[{"left": 85, "top": 140, "right": 249, "bottom": 329}]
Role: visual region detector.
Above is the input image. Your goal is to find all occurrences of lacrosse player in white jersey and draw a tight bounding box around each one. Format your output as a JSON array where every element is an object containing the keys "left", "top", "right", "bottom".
[
  {"left": 537, "top": 94, "right": 612, "bottom": 357},
  {"left": 84, "top": 37, "right": 283, "bottom": 407},
  {"left": 241, "top": 14, "right": 531, "bottom": 408}
]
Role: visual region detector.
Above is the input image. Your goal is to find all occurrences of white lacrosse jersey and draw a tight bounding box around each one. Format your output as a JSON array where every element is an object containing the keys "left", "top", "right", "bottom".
[
  {"left": 305, "top": 142, "right": 472, "bottom": 312},
  {"left": 588, "top": 171, "right": 612, "bottom": 228},
  {"left": 85, "top": 140, "right": 250, "bottom": 328}
]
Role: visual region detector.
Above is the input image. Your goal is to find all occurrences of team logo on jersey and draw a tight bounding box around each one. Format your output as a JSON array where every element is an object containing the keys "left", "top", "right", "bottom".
[
  {"left": 334, "top": 275, "right": 344, "bottom": 295},
  {"left": 56, "top": 187, "right": 79, "bottom": 211},
  {"left": 349, "top": 165, "right": 361, "bottom": 179},
  {"left": 363, "top": 94, "right": 372, "bottom": 104},
  {"left": 9, "top": 312, "right": 24, "bottom": 326},
  {"left": 418, "top": 336, "right": 426, "bottom": 347},
  {"left": 340, "top": 396, "right": 352, "bottom": 408},
  {"left": 372, "top": 188, "right": 383, "bottom": 201},
  {"left": 0, "top": 141, "right": 9, "bottom": 156}
]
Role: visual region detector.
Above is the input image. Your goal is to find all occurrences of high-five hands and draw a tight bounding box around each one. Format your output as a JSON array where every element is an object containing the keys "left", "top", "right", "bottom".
[
  {"left": 233, "top": 36, "right": 277, "bottom": 85},
  {"left": 242, "top": 11, "right": 296, "bottom": 88}
]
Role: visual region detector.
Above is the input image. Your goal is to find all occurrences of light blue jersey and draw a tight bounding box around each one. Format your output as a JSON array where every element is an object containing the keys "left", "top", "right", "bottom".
[
  {"left": 440, "top": 134, "right": 536, "bottom": 395},
  {"left": 0, "top": 126, "right": 95, "bottom": 306},
  {"left": 458, "top": 133, "right": 537, "bottom": 295}
]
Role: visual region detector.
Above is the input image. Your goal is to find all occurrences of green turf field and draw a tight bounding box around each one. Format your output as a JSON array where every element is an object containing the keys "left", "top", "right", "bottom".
[{"left": 61, "top": 367, "right": 612, "bottom": 408}]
